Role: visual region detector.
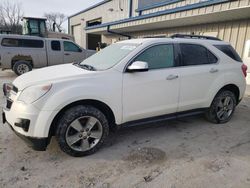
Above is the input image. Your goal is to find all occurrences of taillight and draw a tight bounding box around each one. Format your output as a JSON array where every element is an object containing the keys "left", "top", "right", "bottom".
[{"left": 241, "top": 64, "right": 247, "bottom": 77}]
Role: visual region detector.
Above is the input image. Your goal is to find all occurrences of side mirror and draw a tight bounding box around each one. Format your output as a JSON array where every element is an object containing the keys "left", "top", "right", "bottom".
[{"left": 127, "top": 61, "right": 148, "bottom": 72}]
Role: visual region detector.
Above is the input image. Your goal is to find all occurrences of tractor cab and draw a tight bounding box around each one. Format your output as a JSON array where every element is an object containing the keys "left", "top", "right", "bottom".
[{"left": 22, "top": 17, "right": 47, "bottom": 37}]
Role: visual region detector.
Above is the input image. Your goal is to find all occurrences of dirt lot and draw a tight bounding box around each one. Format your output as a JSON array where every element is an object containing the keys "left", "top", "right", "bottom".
[{"left": 0, "top": 70, "right": 250, "bottom": 188}]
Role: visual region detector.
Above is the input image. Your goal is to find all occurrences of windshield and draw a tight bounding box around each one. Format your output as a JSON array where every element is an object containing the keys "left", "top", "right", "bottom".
[{"left": 80, "top": 43, "right": 140, "bottom": 70}]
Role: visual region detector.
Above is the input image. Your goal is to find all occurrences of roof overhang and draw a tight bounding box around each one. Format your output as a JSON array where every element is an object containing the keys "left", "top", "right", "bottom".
[{"left": 86, "top": 5, "right": 250, "bottom": 35}]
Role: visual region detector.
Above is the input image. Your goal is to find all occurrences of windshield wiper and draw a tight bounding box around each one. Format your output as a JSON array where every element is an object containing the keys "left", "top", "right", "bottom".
[{"left": 75, "top": 63, "right": 96, "bottom": 71}]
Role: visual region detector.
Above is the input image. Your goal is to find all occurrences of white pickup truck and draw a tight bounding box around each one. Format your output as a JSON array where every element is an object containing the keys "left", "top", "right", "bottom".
[{"left": 0, "top": 34, "right": 95, "bottom": 75}]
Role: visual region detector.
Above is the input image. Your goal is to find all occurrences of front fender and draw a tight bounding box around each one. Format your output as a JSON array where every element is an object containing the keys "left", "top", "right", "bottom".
[{"left": 32, "top": 79, "right": 122, "bottom": 137}]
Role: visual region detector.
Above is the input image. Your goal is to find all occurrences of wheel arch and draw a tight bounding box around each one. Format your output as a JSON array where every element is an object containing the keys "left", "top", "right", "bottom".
[
  {"left": 11, "top": 55, "right": 33, "bottom": 69},
  {"left": 214, "top": 84, "right": 240, "bottom": 104},
  {"left": 48, "top": 99, "right": 117, "bottom": 138}
]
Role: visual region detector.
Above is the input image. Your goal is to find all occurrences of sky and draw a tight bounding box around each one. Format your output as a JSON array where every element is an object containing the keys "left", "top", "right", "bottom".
[{"left": 9, "top": 0, "right": 103, "bottom": 32}]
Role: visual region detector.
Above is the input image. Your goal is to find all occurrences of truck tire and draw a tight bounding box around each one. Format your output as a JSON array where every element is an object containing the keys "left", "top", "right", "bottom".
[
  {"left": 56, "top": 105, "right": 109, "bottom": 157},
  {"left": 13, "top": 61, "right": 32, "bottom": 76},
  {"left": 205, "top": 90, "right": 236, "bottom": 124}
]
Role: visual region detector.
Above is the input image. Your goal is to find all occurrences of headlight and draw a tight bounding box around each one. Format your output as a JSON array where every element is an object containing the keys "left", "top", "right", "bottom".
[{"left": 18, "top": 84, "right": 52, "bottom": 104}]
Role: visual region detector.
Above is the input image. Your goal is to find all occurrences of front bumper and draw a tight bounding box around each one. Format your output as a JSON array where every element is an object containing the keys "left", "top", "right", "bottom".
[{"left": 2, "top": 112, "right": 48, "bottom": 151}]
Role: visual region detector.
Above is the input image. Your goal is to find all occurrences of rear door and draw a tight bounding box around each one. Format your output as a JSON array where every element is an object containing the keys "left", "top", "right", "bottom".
[
  {"left": 63, "top": 41, "right": 85, "bottom": 64},
  {"left": 47, "top": 40, "right": 64, "bottom": 66},
  {"left": 177, "top": 43, "right": 220, "bottom": 112}
]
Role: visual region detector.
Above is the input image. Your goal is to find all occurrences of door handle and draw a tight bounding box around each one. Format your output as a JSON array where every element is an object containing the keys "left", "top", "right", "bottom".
[
  {"left": 166, "top": 75, "right": 178, "bottom": 80},
  {"left": 64, "top": 53, "right": 70, "bottom": 56},
  {"left": 209, "top": 68, "right": 218, "bottom": 73}
]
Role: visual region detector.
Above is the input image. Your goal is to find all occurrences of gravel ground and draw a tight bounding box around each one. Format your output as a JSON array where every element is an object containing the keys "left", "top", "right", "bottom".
[{"left": 0, "top": 70, "right": 250, "bottom": 188}]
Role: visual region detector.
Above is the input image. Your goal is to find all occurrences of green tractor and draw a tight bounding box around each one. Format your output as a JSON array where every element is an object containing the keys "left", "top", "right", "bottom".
[{"left": 22, "top": 17, "right": 74, "bottom": 40}]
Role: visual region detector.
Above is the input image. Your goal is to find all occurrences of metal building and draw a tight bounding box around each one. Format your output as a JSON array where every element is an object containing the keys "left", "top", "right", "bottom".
[{"left": 68, "top": 0, "right": 250, "bottom": 60}]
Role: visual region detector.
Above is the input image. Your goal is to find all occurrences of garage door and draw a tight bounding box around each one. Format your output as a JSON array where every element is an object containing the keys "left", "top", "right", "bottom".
[{"left": 72, "top": 25, "right": 82, "bottom": 46}]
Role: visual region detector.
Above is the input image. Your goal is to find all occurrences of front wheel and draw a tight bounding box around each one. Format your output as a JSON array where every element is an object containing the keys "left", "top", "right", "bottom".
[
  {"left": 205, "top": 90, "right": 236, "bottom": 124},
  {"left": 56, "top": 105, "right": 109, "bottom": 157}
]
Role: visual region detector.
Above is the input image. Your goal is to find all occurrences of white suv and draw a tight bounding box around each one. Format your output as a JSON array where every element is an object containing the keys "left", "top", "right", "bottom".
[{"left": 2, "top": 34, "right": 247, "bottom": 157}]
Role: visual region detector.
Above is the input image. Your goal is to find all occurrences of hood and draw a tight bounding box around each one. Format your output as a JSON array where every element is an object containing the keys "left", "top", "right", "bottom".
[{"left": 13, "top": 64, "right": 94, "bottom": 90}]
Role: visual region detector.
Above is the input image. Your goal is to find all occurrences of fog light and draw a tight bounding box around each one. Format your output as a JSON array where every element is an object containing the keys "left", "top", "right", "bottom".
[{"left": 14, "top": 119, "right": 30, "bottom": 132}]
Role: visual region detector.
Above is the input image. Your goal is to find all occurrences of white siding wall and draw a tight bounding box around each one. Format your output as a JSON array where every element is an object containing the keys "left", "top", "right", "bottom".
[
  {"left": 72, "top": 24, "right": 81, "bottom": 46},
  {"left": 69, "top": 0, "right": 136, "bottom": 47}
]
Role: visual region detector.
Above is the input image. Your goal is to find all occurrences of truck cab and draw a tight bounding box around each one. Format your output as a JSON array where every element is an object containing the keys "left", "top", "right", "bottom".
[{"left": 0, "top": 35, "right": 95, "bottom": 75}]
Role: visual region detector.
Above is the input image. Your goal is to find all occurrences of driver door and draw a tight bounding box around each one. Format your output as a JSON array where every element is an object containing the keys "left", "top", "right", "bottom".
[
  {"left": 122, "top": 44, "right": 180, "bottom": 123},
  {"left": 63, "top": 41, "right": 85, "bottom": 64}
]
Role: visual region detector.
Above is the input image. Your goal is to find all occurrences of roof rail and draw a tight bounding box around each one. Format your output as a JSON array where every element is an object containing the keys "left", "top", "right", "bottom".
[{"left": 171, "top": 34, "right": 221, "bottom": 41}]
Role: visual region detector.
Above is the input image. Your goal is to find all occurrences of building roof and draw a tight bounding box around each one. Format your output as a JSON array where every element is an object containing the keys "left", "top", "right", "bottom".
[{"left": 68, "top": 0, "right": 111, "bottom": 18}]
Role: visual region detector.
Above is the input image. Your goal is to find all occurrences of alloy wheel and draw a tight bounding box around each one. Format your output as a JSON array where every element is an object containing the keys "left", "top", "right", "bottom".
[
  {"left": 216, "top": 96, "right": 234, "bottom": 121},
  {"left": 65, "top": 116, "right": 103, "bottom": 152}
]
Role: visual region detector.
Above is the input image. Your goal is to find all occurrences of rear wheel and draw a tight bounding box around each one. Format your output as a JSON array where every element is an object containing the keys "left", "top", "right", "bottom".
[
  {"left": 13, "top": 61, "right": 32, "bottom": 75},
  {"left": 205, "top": 90, "right": 236, "bottom": 124},
  {"left": 56, "top": 105, "right": 109, "bottom": 157}
]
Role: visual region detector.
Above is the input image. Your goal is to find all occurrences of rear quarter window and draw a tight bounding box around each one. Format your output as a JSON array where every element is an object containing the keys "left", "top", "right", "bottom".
[
  {"left": 214, "top": 45, "right": 242, "bottom": 62},
  {"left": 180, "top": 44, "right": 217, "bottom": 66}
]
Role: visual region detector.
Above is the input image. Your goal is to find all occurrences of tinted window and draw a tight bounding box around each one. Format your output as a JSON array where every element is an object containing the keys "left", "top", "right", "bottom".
[
  {"left": 180, "top": 44, "right": 217, "bottom": 66},
  {"left": 51, "top": 41, "right": 61, "bottom": 51},
  {"left": 21, "top": 39, "right": 44, "bottom": 48},
  {"left": 1, "top": 38, "right": 44, "bottom": 48},
  {"left": 134, "top": 44, "right": 174, "bottom": 69},
  {"left": 64, "top": 41, "right": 81, "bottom": 52},
  {"left": 1, "top": 38, "right": 18, "bottom": 47},
  {"left": 214, "top": 45, "right": 242, "bottom": 62}
]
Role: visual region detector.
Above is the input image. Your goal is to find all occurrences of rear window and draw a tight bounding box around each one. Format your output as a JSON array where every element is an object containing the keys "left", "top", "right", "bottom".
[
  {"left": 1, "top": 38, "right": 44, "bottom": 48},
  {"left": 214, "top": 45, "right": 242, "bottom": 62}
]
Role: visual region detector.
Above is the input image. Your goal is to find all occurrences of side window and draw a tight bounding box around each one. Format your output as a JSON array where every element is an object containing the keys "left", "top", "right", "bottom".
[
  {"left": 51, "top": 41, "right": 61, "bottom": 51},
  {"left": 64, "top": 41, "right": 82, "bottom": 52},
  {"left": 1, "top": 38, "right": 44, "bottom": 48},
  {"left": 180, "top": 44, "right": 217, "bottom": 66},
  {"left": 214, "top": 45, "right": 242, "bottom": 62},
  {"left": 20, "top": 39, "right": 44, "bottom": 48},
  {"left": 1, "top": 38, "right": 19, "bottom": 47},
  {"left": 134, "top": 44, "right": 174, "bottom": 69}
]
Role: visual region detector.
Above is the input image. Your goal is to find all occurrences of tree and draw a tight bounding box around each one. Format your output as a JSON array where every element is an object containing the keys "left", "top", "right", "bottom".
[
  {"left": 0, "top": 1, "right": 23, "bottom": 34},
  {"left": 44, "top": 12, "right": 67, "bottom": 33}
]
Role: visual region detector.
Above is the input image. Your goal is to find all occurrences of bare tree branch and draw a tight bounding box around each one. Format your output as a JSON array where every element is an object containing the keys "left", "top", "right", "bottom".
[
  {"left": 0, "top": 0, "right": 23, "bottom": 34},
  {"left": 44, "top": 12, "right": 67, "bottom": 33}
]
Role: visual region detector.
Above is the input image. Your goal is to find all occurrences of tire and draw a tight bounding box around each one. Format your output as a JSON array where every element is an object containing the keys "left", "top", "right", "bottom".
[
  {"left": 205, "top": 90, "right": 236, "bottom": 124},
  {"left": 56, "top": 105, "right": 109, "bottom": 157},
  {"left": 13, "top": 61, "right": 32, "bottom": 76}
]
